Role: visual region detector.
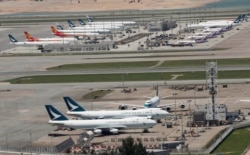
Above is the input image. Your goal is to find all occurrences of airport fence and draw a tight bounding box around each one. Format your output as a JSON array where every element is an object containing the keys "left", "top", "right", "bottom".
[{"left": 206, "top": 120, "right": 250, "bottom": 154}]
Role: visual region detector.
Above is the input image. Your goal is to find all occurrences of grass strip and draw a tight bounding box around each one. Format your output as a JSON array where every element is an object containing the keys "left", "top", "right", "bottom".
[{"left": 5, "top": 70, "right": 250, "bottom": 84}]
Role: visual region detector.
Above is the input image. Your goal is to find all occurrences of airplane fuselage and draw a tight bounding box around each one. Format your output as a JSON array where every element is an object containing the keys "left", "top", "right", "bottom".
[
  {"left": 67, "top": 108, "right": 168, "bottom": 120},
  {"left": 49, "top": 117, "right": 156, "bottom": 130}
]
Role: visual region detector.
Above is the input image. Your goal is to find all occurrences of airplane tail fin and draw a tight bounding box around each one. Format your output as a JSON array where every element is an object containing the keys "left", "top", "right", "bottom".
[
  {"left": 67, "top": 20, "right": 76, "bottom": 28},
  {"left": 78, "top": 19, "right": 86, "bottom": 25},
  {"left": 24, "top": 31, "right": 37, "bottom": 41},
  {"left": 45, "top": 105, "right": 68, "bottom": 121},
  {"left": 8, "top": 34, "right": 18, "bottom": 43},
  {"left": 63, "top": 96, "right": 86, "bottom": 112},
  {"left": 86, "top": 15, "right": 94, "bottom": 22},
  {"left": 233, "top": 14, "right": 246, "bottom": 24},
  {"left": 51, "top": 26, "right": 58, "bottom": 34},
  {"left": 56, "top": 24, "right": 64, "bottom": 30}
]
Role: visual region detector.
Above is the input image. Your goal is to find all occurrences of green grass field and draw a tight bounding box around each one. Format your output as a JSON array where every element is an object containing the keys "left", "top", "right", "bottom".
[
  {"left": 47, "top": 58, "right": 250, "bottom": 70},
  {"left": 212, "top": 127, "right": 250, "bottom": 155},
  {"left": 4, "top": 70, "right": 250, "bottom": 84}
]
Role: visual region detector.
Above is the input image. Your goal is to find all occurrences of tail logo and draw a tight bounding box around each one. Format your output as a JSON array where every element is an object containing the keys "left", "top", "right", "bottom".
[
  {"left": 78, "top": 19, "right": 86, "bottom": 25},
  {"left": 8, "top": 35, "right": 17, "bottom": 43},
  {"left": 67, "top": 100, "right": 79, "bottom": 111},
  {"left": 49, "top": 107, "right": 62, "bottom": 120},
  {"left": 68, "top": 20, "right": 75, "bottom": 27}
]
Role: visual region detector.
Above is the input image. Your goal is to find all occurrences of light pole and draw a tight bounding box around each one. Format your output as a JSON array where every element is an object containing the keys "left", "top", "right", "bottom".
[
  {"left": 173, "top": 91, "right": 177, "bottom": 121},
  {"left": 30, "top": 132, "right": 32, "bottom": 155},
  {"left": 180, "top": 103, "right": 184, "bottom": 140},
  {"left": 187, "top": 99, "right": 192, "bottom": 133},
  {"left": 89, "top": 88, "right": 93, "bottom": 110}
]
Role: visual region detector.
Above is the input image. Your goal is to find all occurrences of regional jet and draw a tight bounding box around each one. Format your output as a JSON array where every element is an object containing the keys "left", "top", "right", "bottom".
[
  {"left": 63, "top": 96, "right": 169, "bottom": 120},
  {"left": 45, "top": 105, "right": 157, "bottom": 134},
  {"left": 117, "top": 85, "right": 181, "bottom": 111}
]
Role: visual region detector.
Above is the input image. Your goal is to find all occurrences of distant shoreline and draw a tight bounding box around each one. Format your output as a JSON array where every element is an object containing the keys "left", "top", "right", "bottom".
[{"left": 0, "top": 0, "right": 221, "bottom": 15}]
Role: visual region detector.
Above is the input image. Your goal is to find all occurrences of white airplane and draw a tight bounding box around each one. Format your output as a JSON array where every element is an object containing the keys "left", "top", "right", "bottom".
[
  {"left": 205, "top": 14, "right": 247, "bottom": 24},
  {"left": 202, "top": 28, "right": 223, "bottom": 35},
  {"left": 45, "top": 105, "right": 157, "bottom": 134},
  {"left": 50, "top": 26, "right": 105, "bottom": 40},
  {"left": 118, "top": 85, "right": 179, "bottom": 111},
  {"left": 188, "top": 15, "right": 244, "bottom": 30},
  {"left": 176, "top": 37, "right": 207, "bottom": 45},
  {"left": 63, "top": 96, "right": 169, "bottom": 120},
  {"left": 86, "top": 15, "right": 136, "bottom": 26},
  {"left": 195, "top": 32, "right": 214, "bottom": 38},
  {"left": 186, "top": 35, "right": 207, "bottom": 40},
  {"left": 68, "top": 20, "right": 121, "bottom": 30},
  {"left": 8, "top": 34, "right": 69, "bottom": 49},
  {"left": 24, "top": 31, "right": 77, "bottom": 42},
  {"left": 56, "top": 24, "right": 111, "bottom": 34}
]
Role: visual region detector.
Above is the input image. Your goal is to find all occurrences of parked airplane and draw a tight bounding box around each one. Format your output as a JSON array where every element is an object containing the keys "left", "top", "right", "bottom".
[
  {"left": 8, "top": 34, "right": 69, "bottom": 49},
  {"left": 202, "top": 27, "right": 223, "bottom": 35},
  {"left": 24, "top": 31, "right": 77, "bottom": 42},
  {"left": 188, "top": 14, "right": 244, "bottom": 30},
  {"left": 63, "top": 96, "right": 169, "bottom": 120},
  {"left": 86, "top": 15, "right": 136, "bottom": 26},
  {"left": 194, "top": 32, "right": 214, "bottom": 38},
  {"left": 68, "top": 20, "right": 121, "bottom": 31},
  {"left": 51, "top": 26, "right": 104, "bottom": 40},
  {"left": 118, "top": 85, "right": 179, "bottom": 111},
  {"left": 186, "top": 35, "right": 207, "bottom": 40},
  {"left": 45, "top": 105, "right": 157, "bottom": 134},
  {"left": 56, "top": 24, "right": 110, "bottom": 34}
]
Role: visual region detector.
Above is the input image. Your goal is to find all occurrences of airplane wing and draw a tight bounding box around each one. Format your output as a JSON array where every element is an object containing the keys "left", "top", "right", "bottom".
[
  {"left": 124, "top": 103, "right": 145, "bottom": 108},
  {"left": 110, "top": 102, "right": 145, "bottom": 109},
  {"left": 240, "top": 100, "right": 250, "bottom": 102},
  {"left": 95, "top": 124, "right": 127, "bottom": 129},
  {"left": 160, "top": 95, "right": 173, "bottom": 99},
  {"left": 157, "top": 103, "right": 176, "bottom": 108}
]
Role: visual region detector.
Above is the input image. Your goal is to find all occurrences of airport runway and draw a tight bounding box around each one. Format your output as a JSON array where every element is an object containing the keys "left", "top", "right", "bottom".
[{"left": 0, "top": 10, "right": 249, "bottom": 154}]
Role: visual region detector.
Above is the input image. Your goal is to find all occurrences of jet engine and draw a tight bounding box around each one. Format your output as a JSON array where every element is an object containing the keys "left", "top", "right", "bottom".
[
  {"left": 165, "top": 106, "right": 171, "bottom": 111},
  {"left": 94, "top": 129, "right": 102, "bottom": 134},
  {"left": 119, "top": 104, "right": 128, "bottom": 110},
  {"left": 179, "top": 103, "right": 185, "bottom": 109},
  {"left": 132, "top": 107, "right": 137, "bottom": 110},
  {"left": 110, "top": 128, "right": 119, "bottom": 134}
]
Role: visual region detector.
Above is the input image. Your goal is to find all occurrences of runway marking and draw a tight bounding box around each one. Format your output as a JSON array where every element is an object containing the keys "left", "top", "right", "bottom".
[{"left": 171, "top": 74, "right": 183, "bottom": 80}]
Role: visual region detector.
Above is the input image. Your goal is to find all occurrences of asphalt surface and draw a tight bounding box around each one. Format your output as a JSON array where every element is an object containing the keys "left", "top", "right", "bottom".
[{"left": 0, "top": 13, "right": 249, "bottom": 154}]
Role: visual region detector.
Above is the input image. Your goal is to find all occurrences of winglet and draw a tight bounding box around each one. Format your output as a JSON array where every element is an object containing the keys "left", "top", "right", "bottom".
[
  {"left": 78, "top": 19, "right": 86, "bottom": 25},
  {"left": 63, "top": 97, "right": 86, "bottom": 112},
  {"left": 8, "top": 34, "right": 18, "bottom": 43},
  {"left": 45, "top": 105, "right": 68, "bottom": 121}
]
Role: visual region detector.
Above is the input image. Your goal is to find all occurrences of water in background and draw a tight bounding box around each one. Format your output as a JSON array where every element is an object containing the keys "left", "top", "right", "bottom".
[{"left": 202, "top": 0, "right": 250, "bottom": 9}]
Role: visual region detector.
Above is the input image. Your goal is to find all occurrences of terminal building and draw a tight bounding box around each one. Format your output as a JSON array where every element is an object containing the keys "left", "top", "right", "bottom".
[{"left": 148, "top": 20, "right": 177, "bottom": 32}]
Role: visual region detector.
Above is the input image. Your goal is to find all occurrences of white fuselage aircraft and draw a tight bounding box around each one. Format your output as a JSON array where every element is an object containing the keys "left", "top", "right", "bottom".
[
  {"left": 86, "top": 15, "right": 136, "bottom": 26},
  {"left": 24, "top": 31, "right": 77, "bottom": 42},
  {"left": 45, "top": 105, "right": 157, "bottom": 134},
  {"left": 63, "top": 96, "right": 169, "bottom": 120},
  {"left": 68, "top": 20, "right": 121, "bottom": 30},
  {"left": 8, "top": 34, "right": 69, "bottom": 47}
]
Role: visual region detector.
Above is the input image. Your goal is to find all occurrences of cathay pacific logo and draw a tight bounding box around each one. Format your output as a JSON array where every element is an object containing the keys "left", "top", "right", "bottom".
[
  {"left": 68, "top": 102, "right": 79, "bottom": 111},
  {"left": 49, "top": 107, "right": 61, "bottom": 120}
]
